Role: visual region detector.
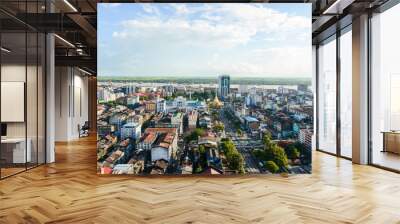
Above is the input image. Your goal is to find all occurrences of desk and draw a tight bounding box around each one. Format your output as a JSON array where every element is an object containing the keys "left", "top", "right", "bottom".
[
  {"left": 382, "top": 131, "right": 400, "bottom": 154},
  {"left": 1, "top": 138, "right": 31, "bottom": 163}
]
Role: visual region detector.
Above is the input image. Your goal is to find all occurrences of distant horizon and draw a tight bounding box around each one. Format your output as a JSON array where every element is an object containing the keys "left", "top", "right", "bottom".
[
  {"left": 97, "top": 75, "right": 312, "bottom": 85},
  {"left": 98, "top": 75, "right": 312, "bottom": 79}
]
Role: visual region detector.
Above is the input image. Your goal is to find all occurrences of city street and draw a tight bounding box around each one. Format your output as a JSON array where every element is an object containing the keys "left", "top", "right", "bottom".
[{"left": 219, "top": 109, "right": 263, "bottom": 174}]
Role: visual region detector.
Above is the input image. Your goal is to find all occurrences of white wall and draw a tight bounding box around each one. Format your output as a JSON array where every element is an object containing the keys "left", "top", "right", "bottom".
[
  {"left": 1, "top": 63, "right": 46, "bottom": 163},
  {"left": 1, "top": 65, "right": 27, "bottom": 139},
  {"left": 55, "top": 67, "right": 89, "bottom": 141}
]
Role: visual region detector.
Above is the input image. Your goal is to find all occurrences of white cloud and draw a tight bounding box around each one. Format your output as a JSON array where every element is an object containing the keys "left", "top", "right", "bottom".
[
  {"left": 100, "top": 3, "right": 121, "bottom": 8},
  {"left": 101, "top": 4, "right": 311, "bottom": 77},
  {"left": 205, "top": 47, "right": 311, "bottom": 77},
  {"left": 170, "top": 4, "right": 189, "bottom": 15},
  {"left": 113, "top": 4, "right": 310, "bottom": 49}
]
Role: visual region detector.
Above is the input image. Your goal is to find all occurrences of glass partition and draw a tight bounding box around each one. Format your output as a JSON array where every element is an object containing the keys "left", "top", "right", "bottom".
[
  {"left": 317, "top": 36, "right": 337, "bottom": 154},
  {"left": 371, "top": 3, "right": 400, "bottom": 171},
  {"left": 1, "top": 31, "right": 28, "bottom": 177},
  {"left": 0, "top": 1, "right": 46, "bottom": 179}
]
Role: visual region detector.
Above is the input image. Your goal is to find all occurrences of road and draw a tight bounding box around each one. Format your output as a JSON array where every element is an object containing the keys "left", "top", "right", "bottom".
[{"left": 219, "top": 109, "right": 263, "bottom": 174}]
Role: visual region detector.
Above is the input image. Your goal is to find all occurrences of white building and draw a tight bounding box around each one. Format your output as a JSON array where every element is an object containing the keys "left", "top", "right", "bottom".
[
  {"left": 157, "top": 99, "right": 166, "bottom": 113},
  {"left": 98, "top": 87, "right": 116, "bottom": 102},
  {"left": 109, "top": 114, "right": 127, "bottom": 129},
  {"left": 127, "top": 95, "right": 140, "bottom": 106},
  {"left": 188, "top": 110, "right": 198, "bottom": 130},
  {"left": 151, "top": 132, "right": 177, "bottom": 162},
  {"left": 120, "top": 122, "right": 141, "bottom": 140},
  {"left": 171, "top": 112, "right": 184, "bottom": 134},
  {"left": 239, "top": 85, "right": 248, "bottom": 94},
  {"left": 174, "top": 96, "right": 187, "bottom": 109},
  {"left": 299, "top": 129, "right": 313, "bottom": 148}
]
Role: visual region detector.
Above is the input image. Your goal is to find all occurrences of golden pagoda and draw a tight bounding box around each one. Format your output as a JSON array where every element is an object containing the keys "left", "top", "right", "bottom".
[{"left": 211, "top": 95, "right": 223, "bottom": 108}]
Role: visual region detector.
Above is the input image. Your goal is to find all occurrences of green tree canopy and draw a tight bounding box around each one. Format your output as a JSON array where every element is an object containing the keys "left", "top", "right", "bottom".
[
  {"left": 265, "top": 161, "right": 279, "bottom": 173},
  {"left": 253, "top": 133, "right": 289, "bottom": 172},
  {"left": 184, "top": 128, "right": 205, "bottom": 143},
  {"left": 220, "top": 139, "right": 245, "bottom": 174},
  {"left": 213, "top": 123, "right": 224, "bottom": 133},
  {"left": 285, "top": 144, "right": 300, "bottom": 160}
]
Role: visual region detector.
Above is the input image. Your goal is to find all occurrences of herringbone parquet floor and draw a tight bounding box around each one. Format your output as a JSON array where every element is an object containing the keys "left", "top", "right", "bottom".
[{"left": 1, "top": 136, "right": 400, "bottom": 224}]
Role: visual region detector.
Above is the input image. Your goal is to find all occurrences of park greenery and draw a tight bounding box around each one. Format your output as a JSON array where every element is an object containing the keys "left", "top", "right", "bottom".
[
  {"left": 253, "top": 133, "right": 289, "bottom": 173},
  {"left": 220, "top": 138, "right": 245, "bottom": 174}
]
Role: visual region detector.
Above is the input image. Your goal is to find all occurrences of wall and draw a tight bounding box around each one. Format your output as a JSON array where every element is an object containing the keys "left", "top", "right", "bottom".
[
  {"left": 55, "top": 67, "right": 89, "bottom": 141},
  {"left": 1, "top": 65, "right": 26, "bottom": 139},
  {"left": 1, "top": 61, "right": 46, "bottom": 166}
]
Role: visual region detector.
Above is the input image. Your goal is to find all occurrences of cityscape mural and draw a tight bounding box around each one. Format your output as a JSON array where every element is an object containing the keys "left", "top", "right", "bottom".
[{"left": 97, "top": 3, "right": 313, "bottom": 175}]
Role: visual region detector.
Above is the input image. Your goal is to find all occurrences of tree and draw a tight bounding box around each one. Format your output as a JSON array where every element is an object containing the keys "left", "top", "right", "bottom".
[
  {"left": 265, "top": 161, "right": 279, "bottom": 173},
  {"left": 213, "top": 123, "right": 224, "bottom": 133},
  {"left": 184, "top": 128, "right": 205, "bottom": 143},
  {"left": 198, "top": 145, "right": 207, "bottom": 169},
  {"left": 141, "top": 119, "right": 152, "bottom": 132},
  {"left": 194, "top": 165, "right": 203, "bottom": 174},
  {"left": 220, "top": 139, "right": 245, "bottom": 174},
  {"left": 262, "top": 132, "right": 275, "bottom": 151},
  {"left": 253, "top": 133, "right": 289, "bottom": 172},
  {"left": 228, "top": 152, "right": 245, "bottom": 174},
  {"left": 271, "top": 145, "right": 289, "bottom": 169},
  {"left": 198, "top": 145, "right": 206, "bottom": 154},
  {"left": 285, "top": 144, "right": 300, "bottom": 160}
]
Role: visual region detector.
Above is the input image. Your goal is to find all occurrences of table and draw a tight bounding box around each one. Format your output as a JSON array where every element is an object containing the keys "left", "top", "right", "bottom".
[
  {"left": 1, "top": 138, "right": 31, "bottom": 164},
  {"left": 382, "top": 131, "right": 400, "bottom": 154}
]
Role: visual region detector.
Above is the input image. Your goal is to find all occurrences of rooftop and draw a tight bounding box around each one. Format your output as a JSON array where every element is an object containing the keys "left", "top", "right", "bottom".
[
  {"left": 123, "top": 122, "right": 140, "bottom": 128},
  {"left": 244, "top": 116, "right": 259, "bottom": 122}
]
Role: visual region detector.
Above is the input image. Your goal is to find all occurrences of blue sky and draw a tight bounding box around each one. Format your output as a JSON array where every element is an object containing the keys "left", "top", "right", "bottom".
[{"left": 98, "top": 3, "right": 311, "bottom": 78}]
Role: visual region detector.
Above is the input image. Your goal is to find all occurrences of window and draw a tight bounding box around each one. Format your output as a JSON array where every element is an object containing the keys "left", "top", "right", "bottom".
[
  {"left": 339, "top": 28, "right": 352, "bottom": 158},
  {"left": 370, "top": 3, "right": 400, "bottom": 171},
  {"left": 317, "top": 36, "right": 337, "bottom": 154}
]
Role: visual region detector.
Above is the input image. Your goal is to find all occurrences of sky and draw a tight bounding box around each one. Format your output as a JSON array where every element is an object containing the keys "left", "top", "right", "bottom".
[{"left": 98, "top": 3, "right": 311, "bottom": 78}]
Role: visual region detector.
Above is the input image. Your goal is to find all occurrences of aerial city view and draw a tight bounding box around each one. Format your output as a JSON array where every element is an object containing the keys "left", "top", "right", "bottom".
[
  {"left": 97, "top": 3, "right": 312, "bottom": 175},
  {"left": 97, "top": 76, "right": 313, "bottom": 175}
]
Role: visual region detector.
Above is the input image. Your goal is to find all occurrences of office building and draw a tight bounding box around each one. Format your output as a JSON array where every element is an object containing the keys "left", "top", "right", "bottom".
[{"left": 218, "top": 75, "right": 230, "bottom": 100}]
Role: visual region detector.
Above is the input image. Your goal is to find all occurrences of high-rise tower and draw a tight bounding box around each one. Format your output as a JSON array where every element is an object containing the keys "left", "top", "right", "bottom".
[{"left": 218, "top": 75, "right": 230, "bottom": 101}]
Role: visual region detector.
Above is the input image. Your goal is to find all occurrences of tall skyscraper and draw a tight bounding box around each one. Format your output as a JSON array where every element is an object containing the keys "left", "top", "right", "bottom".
[{"left": 218, "top": 75, "right": 230, "bottom": 101}]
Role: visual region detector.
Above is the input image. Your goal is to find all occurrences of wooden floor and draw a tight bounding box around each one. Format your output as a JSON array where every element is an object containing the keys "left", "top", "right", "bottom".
[{"left": 1, "top": 136, "right": 400, "bottom": 224}]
